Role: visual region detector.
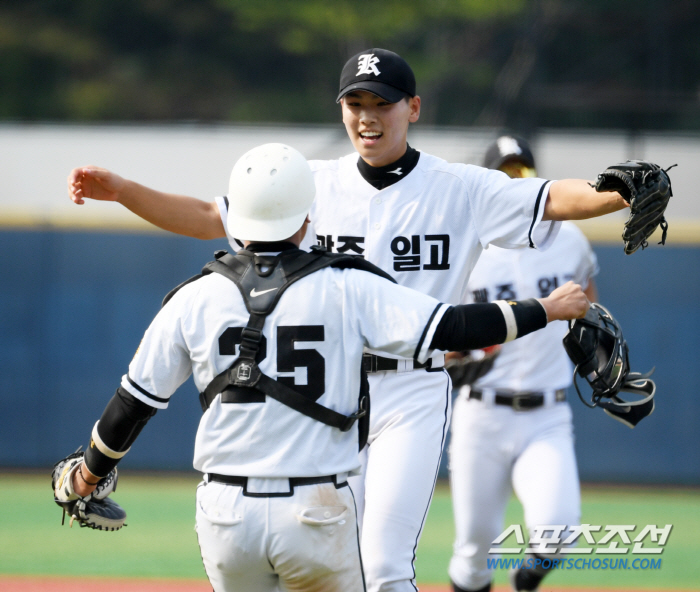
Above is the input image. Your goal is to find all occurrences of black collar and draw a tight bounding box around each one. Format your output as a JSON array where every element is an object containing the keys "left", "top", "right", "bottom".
[
  {"left": 357, "top": 144, "right": 420, "bottom": 190},
  {"left": 245, "top": 241, "right": 299, "bottom": 253}
]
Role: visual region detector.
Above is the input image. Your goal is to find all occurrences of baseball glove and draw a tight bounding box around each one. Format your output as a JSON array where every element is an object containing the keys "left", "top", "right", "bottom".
[
  {"left": 591, "top": 160, "right": 675, "bottom": 255},
  {"left": 445, "top": 346, "right": 501, "bottom": 389},
  {"left": 52, "top": 448, "right": 126, "bottom": 531}
]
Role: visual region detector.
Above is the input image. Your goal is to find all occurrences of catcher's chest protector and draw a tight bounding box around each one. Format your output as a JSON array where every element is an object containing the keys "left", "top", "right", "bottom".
[{"left": 164, "top": 245, "right": 395, "bottom": 449}]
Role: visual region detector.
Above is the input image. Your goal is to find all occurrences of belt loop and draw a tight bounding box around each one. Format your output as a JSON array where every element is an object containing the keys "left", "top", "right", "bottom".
[
  {"left": 481, "top": 388, "right": 496, "bottom": 405},
  {"left": 396, "top": 359, "right": 413, "bottom": 373}
]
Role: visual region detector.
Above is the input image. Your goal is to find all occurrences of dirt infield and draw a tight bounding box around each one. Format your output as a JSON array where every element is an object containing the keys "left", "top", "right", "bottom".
[{"left": 0, "top": 575, "right": 673, "bottom": 592}]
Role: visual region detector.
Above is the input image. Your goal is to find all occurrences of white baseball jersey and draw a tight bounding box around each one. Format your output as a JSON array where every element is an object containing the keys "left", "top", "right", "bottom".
[
  {"left": 120, "top": 262, "right": 449, "bottom": 478},
  {"left": 217, "top": 150, "right": 560, "bottom": 310},
  {"left": 467, "top": 221, "right": 599, "bottom": 391}
]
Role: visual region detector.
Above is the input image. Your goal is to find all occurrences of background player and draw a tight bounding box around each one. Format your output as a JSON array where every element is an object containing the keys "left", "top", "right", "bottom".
[
  {"left": 66, "top": 49, "right": 630, "bottom": 592},
  {"left": 447, "top": 136, "right": 599, "bottom": 592},
  {"left": 59, "top": 142, "right": 589, "bottom": 592}
]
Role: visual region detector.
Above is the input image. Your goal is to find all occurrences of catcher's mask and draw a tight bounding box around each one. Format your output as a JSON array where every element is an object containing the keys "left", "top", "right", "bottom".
[{"left": 563, "top": 303, "right": 656, "bottom": 428}]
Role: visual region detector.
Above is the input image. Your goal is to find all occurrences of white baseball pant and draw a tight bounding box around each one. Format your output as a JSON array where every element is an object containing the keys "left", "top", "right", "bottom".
[
  {"left": 448, "top": 391, "right": 580, "bottom": 590},
  {"left": 196, "top": 479, "right": 365, "bottom": 591},
  {"left": 349, "top": 368, "right": 452, "bottom": 592}
]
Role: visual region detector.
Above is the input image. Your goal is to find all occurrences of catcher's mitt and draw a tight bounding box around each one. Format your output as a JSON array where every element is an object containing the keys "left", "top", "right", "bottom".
[
  {"left": 562, "top": 303, "right": 656, "bottom": 428},
  {"left": 52, "top": 448, "right": 126, "bottom": 531},
  {"left": 445, "top": 346, "right": 501, "bottom": 388},
  {"left": 591, "top": 160, "right": 675, "bottom": 255}
]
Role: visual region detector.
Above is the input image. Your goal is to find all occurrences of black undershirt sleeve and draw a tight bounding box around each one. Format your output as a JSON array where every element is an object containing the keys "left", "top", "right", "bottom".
[
  {"left": 429, "top": 299, "right": 547, "bottom": 352},
  {"left": 84, "top": 387, "right": 158, "bottom": 477}
]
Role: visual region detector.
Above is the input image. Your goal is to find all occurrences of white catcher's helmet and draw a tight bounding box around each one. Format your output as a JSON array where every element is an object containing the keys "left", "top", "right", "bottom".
[{"left": 227, "top": 143, "right": 315, "bottom": 242}]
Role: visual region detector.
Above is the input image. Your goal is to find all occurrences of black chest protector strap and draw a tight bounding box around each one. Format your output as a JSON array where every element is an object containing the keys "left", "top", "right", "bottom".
[{"left": 184, "top": 246, "right": 394, "bottom": 443}]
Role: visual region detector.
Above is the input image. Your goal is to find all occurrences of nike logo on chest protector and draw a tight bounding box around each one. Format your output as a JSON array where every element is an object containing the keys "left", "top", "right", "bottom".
[{"left": 250, "top": 287, "right": 278, "bottom": 298}]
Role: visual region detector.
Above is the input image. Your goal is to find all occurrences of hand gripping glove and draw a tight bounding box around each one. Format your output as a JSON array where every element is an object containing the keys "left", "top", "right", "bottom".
[
  {"left": 52, "top": 448, "right": 126, "bottom": 531},
  {"left": 591, "top": 160, "right": 675, "bottom": 255}
]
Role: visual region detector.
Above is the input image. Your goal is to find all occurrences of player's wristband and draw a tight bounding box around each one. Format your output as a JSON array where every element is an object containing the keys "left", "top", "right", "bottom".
[
  {"left": 84, "top": 421, "right": 129, "bottom": 478},
  {"left": 493, "top": 300, "right": 518, "bottom": 342}
]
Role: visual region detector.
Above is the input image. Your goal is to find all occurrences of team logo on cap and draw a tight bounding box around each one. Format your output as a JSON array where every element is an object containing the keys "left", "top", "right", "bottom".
[
  {"left": 357, "top": 54, "right": 381, "bottom": 76},
  {"left": 497, "top": 136, "right": 522, "bottom": 157}
]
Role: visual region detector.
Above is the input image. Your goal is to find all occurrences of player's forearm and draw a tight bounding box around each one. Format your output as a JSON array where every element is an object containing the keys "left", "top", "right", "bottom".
[
  {"left": 429, "top": 299, "right": 547, "bottom": 352},
  {"left": 543, "top": 179, "right": 629, "bottom": 221},
  {"left": 430, "top": 281, "right": 587, "bottom": 352},
  {"left": 118, "top": 180, "right": 226, "bottom": 240},
  {"left": 83, "top": 387, "right": 157, "bottom": 479}
]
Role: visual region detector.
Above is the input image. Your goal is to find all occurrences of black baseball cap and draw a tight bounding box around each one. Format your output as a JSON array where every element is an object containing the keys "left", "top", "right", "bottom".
[
  {"left": 483, "top": 135, "right": 536, "bottom": 170},
  {"left": 336, "top": 48, "right": 416, "bottom": 103}
]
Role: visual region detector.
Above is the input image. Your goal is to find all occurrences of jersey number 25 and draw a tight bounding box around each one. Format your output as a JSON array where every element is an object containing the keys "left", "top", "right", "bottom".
[{"left": 219, "top": 325, "right": 325, "bottom": 401}]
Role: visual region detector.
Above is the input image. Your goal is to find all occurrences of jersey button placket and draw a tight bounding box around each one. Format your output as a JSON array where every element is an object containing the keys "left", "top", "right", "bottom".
[
  {"left": 371, "top": 192, "right": 384, "bottom": 232},
  {"left": 366, "top": 191, "right": 384, "bottom": 261}
]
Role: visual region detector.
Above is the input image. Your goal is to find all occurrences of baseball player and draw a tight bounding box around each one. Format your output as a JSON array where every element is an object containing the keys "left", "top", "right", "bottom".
[
  {"left": 67, "top": 49, "right": 630, "bottom": 592},
  {"left": 59, "top": 143, "right": 590, "bottom": 592},
  {"left": 447, "top": 136, "right": 599, "bottom": 592}
]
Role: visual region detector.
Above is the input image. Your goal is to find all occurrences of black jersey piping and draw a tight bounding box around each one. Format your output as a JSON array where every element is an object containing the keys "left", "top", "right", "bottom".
[
  {"left": 127, "top": 375, "right": 169, "bottom": 404},
  {"left": 409, "top": 370, "right": 451, "bottom": 590},
  {"left": 348, "top": 484, "right": 368, "bottom": 591},
  {"left": 527, "top": 180, "right": 550, "bottom": 248},
  {"left": 414, "top": 303, "right": 444, "bottom": 363}
]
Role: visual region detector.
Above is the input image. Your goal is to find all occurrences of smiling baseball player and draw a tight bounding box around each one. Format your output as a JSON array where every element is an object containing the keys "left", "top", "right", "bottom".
[
  {"left": 67, "top": 49, "right": 633, "bottom": 592},
  {"left": 58, "top": 143, "right": 590, "bottom": 592},
  {"left": 447, "top": 136, "right": 599, "bottom": 592}
]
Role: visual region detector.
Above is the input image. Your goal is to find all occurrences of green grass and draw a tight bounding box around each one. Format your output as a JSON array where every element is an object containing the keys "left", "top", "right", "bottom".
[
  {"left": 0, "top": 472, "right": 206, "bottom": 580},
  {"left": 2, "top": 473, "right": 699, "bottom": 589},
  {"left": 418, "top": 482, "right": 700, "bottom": 590}
]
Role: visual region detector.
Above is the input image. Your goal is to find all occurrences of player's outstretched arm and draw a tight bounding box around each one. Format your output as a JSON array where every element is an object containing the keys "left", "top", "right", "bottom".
[
  {"left": 543, "top": 179, "right": 629, "bottom": 221},
  {"left": 429, "top": 281, "right": 588, "bottom": 353},
  {"left": 67, "top": 166, "right": 226, "bottom": 240}
]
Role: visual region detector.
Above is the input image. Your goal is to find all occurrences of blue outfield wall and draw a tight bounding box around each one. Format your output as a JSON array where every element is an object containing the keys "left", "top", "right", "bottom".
[{"left": 1, "top": 229, "right": 699, "bottom": 484}]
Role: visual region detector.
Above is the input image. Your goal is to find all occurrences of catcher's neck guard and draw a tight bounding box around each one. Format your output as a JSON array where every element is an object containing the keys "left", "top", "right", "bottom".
[{"left": 563, "top": 303, "right": 656, "bottom": 427}]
